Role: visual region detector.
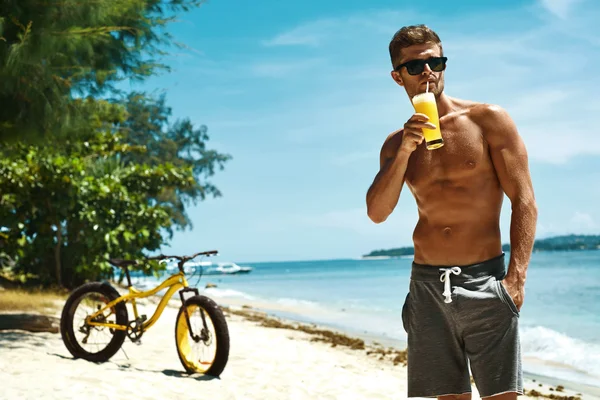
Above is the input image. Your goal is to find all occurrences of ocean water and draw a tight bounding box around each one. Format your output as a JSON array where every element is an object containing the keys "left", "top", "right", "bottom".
[{"left": 138, "top": 250, "right": 600, "bottom": 388}]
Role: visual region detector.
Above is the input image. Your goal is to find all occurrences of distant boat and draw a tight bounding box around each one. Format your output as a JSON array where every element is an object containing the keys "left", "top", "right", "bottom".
[
  {"left": 205, "top": 262, "right": 253, "bottom": 275},
  {"left": 165, "top": 261, "right": 253, "bottom": 275}
]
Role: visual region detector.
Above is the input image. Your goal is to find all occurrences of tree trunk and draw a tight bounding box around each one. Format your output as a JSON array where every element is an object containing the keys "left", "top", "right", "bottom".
[{"left": 54, "top": 225, "right": 62, "bottom": 287}]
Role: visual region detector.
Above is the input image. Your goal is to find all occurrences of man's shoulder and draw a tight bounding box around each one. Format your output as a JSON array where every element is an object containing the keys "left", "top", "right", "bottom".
[
  {"left": 444, "top": 97, "right": 510, "bottom": 124},
  {"left": 465, "top": 102, "right": 519, "bottom": 144},
  {"left": 467, "top": 102, "right": 511, "bottom": 124}
]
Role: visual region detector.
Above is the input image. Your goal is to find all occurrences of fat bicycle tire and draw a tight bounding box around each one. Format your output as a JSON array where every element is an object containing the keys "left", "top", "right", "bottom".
[
  {"left": 60, "top": 282, "right": 129, "bottom": 362},
  {"left": 175, "top": 295, "right": 230, "bottom": 377}
]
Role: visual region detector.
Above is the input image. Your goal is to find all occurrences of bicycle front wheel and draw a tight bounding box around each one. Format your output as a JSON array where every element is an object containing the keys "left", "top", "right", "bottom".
[{"left": 175, "top": 295, "right": 230, "bottom": 377}]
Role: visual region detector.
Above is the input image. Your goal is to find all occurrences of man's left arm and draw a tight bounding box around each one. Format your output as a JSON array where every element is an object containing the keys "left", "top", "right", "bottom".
[{"left": 479, "top": 105, "right": 538, "bottom": 310}]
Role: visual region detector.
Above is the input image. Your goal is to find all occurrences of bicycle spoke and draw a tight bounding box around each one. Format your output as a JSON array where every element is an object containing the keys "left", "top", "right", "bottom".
[
  {"left": 176, "top": 303, "right": 218, "bottom": 373},
  {"left": 71, "top": 292, "right": 118, "bottom": 354}
]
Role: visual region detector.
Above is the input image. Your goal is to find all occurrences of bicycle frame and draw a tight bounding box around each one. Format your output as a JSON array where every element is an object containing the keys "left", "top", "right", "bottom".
[{"left": 85, "top": 271, "right": 191, "bottom": 332}]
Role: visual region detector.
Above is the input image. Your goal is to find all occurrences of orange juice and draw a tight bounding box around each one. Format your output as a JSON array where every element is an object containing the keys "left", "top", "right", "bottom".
[{"left": 411, "top": 92, "right": 444, "bottom": 150}]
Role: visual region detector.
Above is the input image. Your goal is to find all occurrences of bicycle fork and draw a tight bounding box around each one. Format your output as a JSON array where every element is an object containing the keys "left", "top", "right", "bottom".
[{"left": 179, "top": 288, "right": 209, "bottom": 343}]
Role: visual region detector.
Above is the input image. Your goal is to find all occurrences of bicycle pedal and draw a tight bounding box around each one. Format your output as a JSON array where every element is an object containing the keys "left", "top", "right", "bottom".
[
  {"left": 134, "top": 339, "right": 143, "bottom": 346},
  {"left": 139, "top": 314, "right": 147, "bottom": 323}
]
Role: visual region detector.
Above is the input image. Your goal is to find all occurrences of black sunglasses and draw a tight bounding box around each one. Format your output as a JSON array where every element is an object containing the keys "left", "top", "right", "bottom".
[{"left": 394, "top": 56, "right": 448, "bottom": 75}]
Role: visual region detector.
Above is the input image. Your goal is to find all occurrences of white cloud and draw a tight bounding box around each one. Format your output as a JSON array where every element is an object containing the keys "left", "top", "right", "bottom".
[
  {"left": 250, "top": 58, "right": 325, "bottom": 78},
  {"left": 535, "top": 221, "right": 561, "bottom": 238},
  {"left": 497, "top": 88, "right": 600, "bottom": 164},
  {"left": 250, "top": 7, "right": 600, "bottom": 164},
  {"left": 261, "top": 10, "right": 418, "bottom": 48},
  {"left": 263, "top": 34, "right": 322, "bottom": 47},
  {"left": 187, "top": 5, "right": 600, "bottom": 165},
  {"left": 518, "top": 121, "right": 600, "bottom": 164},
  {"left": 504, "top": 89, "right": 572, "bottom": 122},
  {"left": 539, "top": 0, "right": 584, "bottom": 19},
  {"left": 331, "top": 151, "right": 379, "bottom": 167},
  {"left": 254, "top": 208, "right": 371, "bottom": 234},
  {"left": 261, "top": 20, "right": 332, "bottom": 47},
  {"left": 535, "top": 213, "right": 599, "bottom": 238},
  {"left": 254, "top": 204, "right": 418, "bottom": 243},
  {"left": 302, "top": 208, "right": 374, "bottom": 232},
  {"left": 147, "top": 4, "right": 600, "bottom": 262},
  {"left": 569, "top": 211, "right": 597, "bottom": 231}
]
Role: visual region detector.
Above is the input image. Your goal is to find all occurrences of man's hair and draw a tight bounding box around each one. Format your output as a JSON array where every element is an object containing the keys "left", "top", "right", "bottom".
[{"left": 388, "top": 24, "right": 443, "bottom": 69}]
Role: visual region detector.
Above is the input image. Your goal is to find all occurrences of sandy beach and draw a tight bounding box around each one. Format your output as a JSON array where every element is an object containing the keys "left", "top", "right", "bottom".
[{"left": 0, "top": 290, "right": 596, "bottom": 400}]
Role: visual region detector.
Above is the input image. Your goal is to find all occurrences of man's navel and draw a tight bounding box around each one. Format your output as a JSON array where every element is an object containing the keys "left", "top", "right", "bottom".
[{"left": 443, "top": 227, "right": 452, "bottom": 236}]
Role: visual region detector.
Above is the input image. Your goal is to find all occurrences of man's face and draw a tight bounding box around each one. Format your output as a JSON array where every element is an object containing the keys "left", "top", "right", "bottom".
[{"left": 390, "top": 43, "right": 446, "bottom": 99}]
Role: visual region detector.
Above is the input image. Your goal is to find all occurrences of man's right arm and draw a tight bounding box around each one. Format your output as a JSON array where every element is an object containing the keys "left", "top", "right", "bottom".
[
  {"left": 366, "top": 113, "right": 432, "bottom": 223},
  {"left": 366, "top": 131, "right": 412, "bottom": 224}
]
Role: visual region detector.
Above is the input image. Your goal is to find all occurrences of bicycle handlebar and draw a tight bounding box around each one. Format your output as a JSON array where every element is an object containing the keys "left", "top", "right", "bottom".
[{"left": 147, "top": 250, "right": 219, "bottom": 264}]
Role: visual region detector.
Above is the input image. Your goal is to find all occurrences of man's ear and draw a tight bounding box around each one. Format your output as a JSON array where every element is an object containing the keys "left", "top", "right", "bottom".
[{"left": 391, "top": 71, "right": 404, "bottom": 87}]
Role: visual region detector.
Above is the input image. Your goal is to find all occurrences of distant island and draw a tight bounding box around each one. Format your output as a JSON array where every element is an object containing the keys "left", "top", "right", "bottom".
[{"left": 363, "top": 234, "right": 600, "bottom": 258}]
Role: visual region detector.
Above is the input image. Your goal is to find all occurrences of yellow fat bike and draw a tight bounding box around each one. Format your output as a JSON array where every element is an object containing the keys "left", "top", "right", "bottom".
[{"left": 59, "top": 250, "right": 230, "bottom": 377}]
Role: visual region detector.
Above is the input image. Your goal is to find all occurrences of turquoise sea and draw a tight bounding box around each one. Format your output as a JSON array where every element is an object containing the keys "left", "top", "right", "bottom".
[{"left": 137, "top": 250, "right": 600, "bottom": 390}]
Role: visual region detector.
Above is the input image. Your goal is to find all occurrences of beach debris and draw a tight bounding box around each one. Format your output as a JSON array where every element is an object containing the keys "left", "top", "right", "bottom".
[
  {"left": 225, "top": 307, "right": 366, "bottom": 350},
  {"left": 524, "top": 388, "right": 581, "bottom": 400},
  {"left": 391, "top": 352, "right": 407, "bottom": 366},
  {"left": 0, "top": 313, "right": 60, "bottom": 333},
  {"left": 365, "top": 347, "right": 408, "bottom": 366},
  {"left": 223, "top": 306, "right": 412, "bottom": 366}
]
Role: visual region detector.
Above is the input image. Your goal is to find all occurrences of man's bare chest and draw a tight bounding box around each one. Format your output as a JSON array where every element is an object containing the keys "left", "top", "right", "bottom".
[{"left": 405, "top": 123, "right": 495, "bottom": 187}]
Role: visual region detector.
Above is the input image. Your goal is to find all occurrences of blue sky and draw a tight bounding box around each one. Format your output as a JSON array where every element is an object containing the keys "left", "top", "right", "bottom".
[{"left": 127, "top": 0, "right": 600, "bottom": 263}]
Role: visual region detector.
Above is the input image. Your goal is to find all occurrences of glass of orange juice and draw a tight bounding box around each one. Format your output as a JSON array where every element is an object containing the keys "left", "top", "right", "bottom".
[{"left": 411, "top": 92, "right": 444, "bottom": 150}]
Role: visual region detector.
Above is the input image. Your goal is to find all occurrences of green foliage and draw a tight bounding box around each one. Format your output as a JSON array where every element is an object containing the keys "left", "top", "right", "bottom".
[
  {"left": 363, "top": 235, "right": 600, "bottom": 258},
  {"left": 119, "top": 92, "right": 232, "bottom": 228},
  {"left": 0, "top": 0, "right": 204, "bottom": 141},
  {"left": 363, "top": 247, "right": 415, "bottom": 258},
  {"left": 0, "top": 2, "right": 230, "bottom": 289},
  {"left": 522, "top": 235, "right": 600, "bottom": 252},
  {"left": 0, "top": 100, "right": 197, "bottom": 288}
]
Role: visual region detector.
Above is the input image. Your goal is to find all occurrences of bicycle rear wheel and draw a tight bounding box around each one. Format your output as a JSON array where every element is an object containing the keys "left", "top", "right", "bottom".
[
  {"left": 60, "top": 282, "right": 128, "bottom": 362},
  {"left": 175, "top": 295, "right": 230, "bottom": 377}
]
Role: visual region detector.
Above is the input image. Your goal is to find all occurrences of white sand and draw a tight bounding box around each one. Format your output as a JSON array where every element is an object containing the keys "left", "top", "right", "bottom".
[{"left": 0, "top": 296, "right": 594, "bottom": 400}]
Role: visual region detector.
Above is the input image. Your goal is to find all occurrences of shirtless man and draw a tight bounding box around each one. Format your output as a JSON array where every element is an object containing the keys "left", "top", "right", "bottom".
[{"left": 366, "top": 25, "right": 538, "bottom": 399}]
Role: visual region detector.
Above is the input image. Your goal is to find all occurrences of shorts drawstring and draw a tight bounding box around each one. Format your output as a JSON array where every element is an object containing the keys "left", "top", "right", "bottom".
[{"left": 439, "top": 267, "right": 462, "bottom": 303}]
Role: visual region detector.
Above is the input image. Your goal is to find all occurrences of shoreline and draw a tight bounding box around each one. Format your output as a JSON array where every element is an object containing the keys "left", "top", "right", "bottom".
[
  {"left": 222, "top": 302, "right": 597, "bottom": 399},
  {"left": 127, "top": 275, "right": 600, "bottom": 398},
  {"left": 126, "top": 275, "right": 600, "bottom": 397},
  {"left": 203, "top": 289, "right": 600, "bottom": 399},
  {"left": 1, "top": 283, "right": 598, "bottom": 399}
]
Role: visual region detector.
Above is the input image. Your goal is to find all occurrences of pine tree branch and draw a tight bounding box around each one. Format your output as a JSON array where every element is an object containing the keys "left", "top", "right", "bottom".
[{"left": 51, "top": 26, "right": 139, "bottom": 36}]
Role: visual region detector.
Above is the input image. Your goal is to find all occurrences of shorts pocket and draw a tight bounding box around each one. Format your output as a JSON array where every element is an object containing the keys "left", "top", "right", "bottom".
[
  {"left": 401, "top": 292, "right": 411, "bottom": 332},
  {"left": 495, "top": 280, "right": 520, "bottom": 317}
]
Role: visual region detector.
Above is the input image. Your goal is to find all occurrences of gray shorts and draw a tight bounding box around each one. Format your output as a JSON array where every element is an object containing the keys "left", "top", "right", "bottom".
[{"left": 401, "top": 253, "right": 523, "bottom": 398}]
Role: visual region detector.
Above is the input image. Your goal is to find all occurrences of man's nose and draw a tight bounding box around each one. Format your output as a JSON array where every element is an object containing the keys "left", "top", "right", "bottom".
[{"left": 422, "top": 63, "right": 433, "bottom": 74}]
